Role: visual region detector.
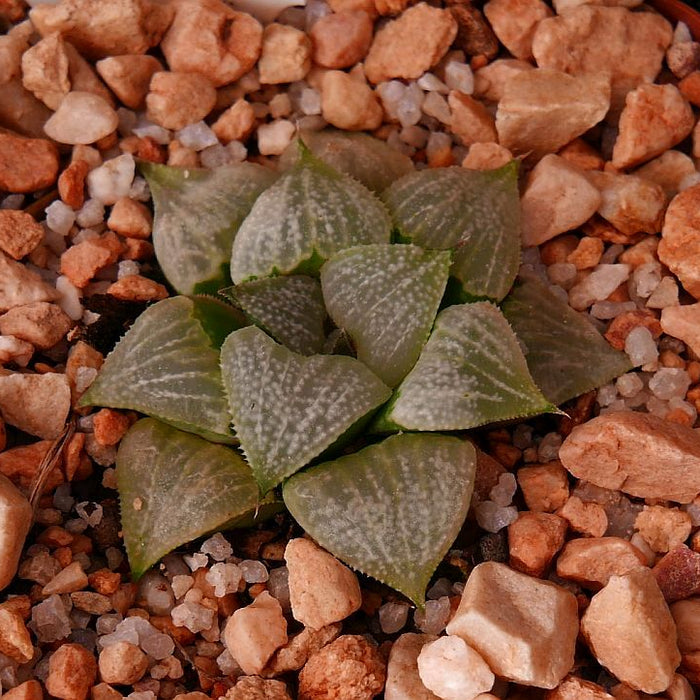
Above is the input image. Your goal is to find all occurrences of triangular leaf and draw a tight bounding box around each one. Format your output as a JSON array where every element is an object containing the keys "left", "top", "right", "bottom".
[
  {"left": 283, "top": 433, "right": 476, "bottom": 606},
  {"left": 117, "top": 418, "right": 259, "bottom": 578},
  {"left": 220, "top": 326, "right": 392, "bottom": 493},
  {"left": 375, "top": 302, "right": 556, "bottom": 432},
  {"left": 501, "top": 276, "right": 632, "bottom": 405},
  {"left": 81, "top": 296, "right": 243, "bottom": 443},
  {"left": 141, "top": 161, "right": 277, "bottom": 295},
  {"left": 280, "top": 130, "right": 415, "bottom": 193},
  {"left": 230, "top": 146, "right": 392, "bottom": 283},
  {"left": 320, "top": 244, "right": 451, "bottom": 387},
  {"left": 382, "top": 162, "right": 521, "bottom": 302},
  {"left": 221, "top": 275, "right": 326, "bottom": 356}
]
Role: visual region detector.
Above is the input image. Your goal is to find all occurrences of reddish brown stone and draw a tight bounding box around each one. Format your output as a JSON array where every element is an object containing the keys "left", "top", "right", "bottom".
[
  {"left": 0, "top": 131, "right": 59, "bottom": 193},
  {"left": 653, "top": 545, "right": 700, "bottom": 603}
]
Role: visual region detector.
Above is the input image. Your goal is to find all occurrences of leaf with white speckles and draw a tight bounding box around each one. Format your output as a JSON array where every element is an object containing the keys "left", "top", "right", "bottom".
[
  {"left": 81, "top": 296, "right": 245, "bottom": 443},
  {"left": 321, "top": 244, "right": 451, "bottom": 387},
  {"left": 280, "top": 130, "right": 415, "bottom": 193},
  {"left": 141, "top": 161, "right": 277, "bottom": 295},
  {"left": 221, "top": 275, "right": 326, "bottom": 355},
  {"left": 374, "top": 302, "right": 557, "bottom": 432},
  {"left": 220, "top": 326, "right": 392, "bottom": 493},
  {"left": 117, "top": 418, "right": 259, "bottom": 578},
  {"left": 501, "top": 276, "right": 632, "bottom": 405},
  {"left": 382, "top": 162, "right": 520, "bottom": 302},
  {"left": 230, "top": 145, "right": 392, "bottom": 283},
  {"left": 283, "top": 433, "right": 476, "bottom": 605}
]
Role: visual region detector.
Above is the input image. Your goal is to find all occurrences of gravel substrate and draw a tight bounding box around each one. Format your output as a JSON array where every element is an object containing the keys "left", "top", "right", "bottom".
[{"left": 2, "top": 0, "right": 700, "bottom": 698}]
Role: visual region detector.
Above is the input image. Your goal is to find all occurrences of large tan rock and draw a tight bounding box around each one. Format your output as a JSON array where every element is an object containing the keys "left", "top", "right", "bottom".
[
  {"left": 0, "top": 131, "right": 59, "bottom": 193},
  {"left": 634, "top": 150, "right": 696, "bottom": 200},
  {"left": 520, "top": 154, "right": 602, "bottom": 246},
  {"left": 298, "top": 635, "right": 386, "bottom": 700},
  {"left": 310, "top": 10, "right": 373, "bottom": 69},
  {"left": 658, "top": 185, "right": 700, "bottom": 299},
  {"left": 321, "top": 71, "right": 383, "bottom": 131},
  {"left": 364, "top": 3, "right": 457, "bottom": 84},
  {"left": 559, "top": 412, "right": 700, "bottom": 503},
  {"left": 43, "top": 92, "right": 119, "bottom": 145},
  {"left": 0, "top": 475, "right": 32, "bottom": 593},
  {"left": 146, "top": 72, "right": 217, "bottom": 131},
  {"left": 0, "top": 252, "right": 59, "bottom": 312},
  {"left": 448, "top": 91, "right": 497, "bottom": 147},
  {"left": 95, "top": 54, "right": 163, "bottom": 109},
  {"left": 0, "top": 372, "right": 71, "bottom": 440},
  {"left": 473, "top": 58, "right": 533, "bottom": 104},
  {"left": 0, "top": 302, "right": 72, "bottom": 350},
  {"left": 507, "top": 512, "right": 567, "bottom": 577},
  {"left": 483, "top": 0, "right": 552, "bottom": 60},
  {"left": 556, "top": 537, "right": 647, "bottom": 590},
  {"left": 161, "top": 0, "right": 261, "bottom": 87},
  {"left": 634, "top": 506, "right": 692, "bottom": 554},
  {"left": 446, "top": 562, "right": 579, "bottom": 689},
  {"left": 224, "top": 591, "right": 287, "bottom": 675},
  {"left": 612, "top": 84, "right": 694, "bottom": 170},
  {"left": 581, "top": 569, "right": 680, "bottom": 694},
  {"left": 545, "top": 676, "right": 615, "bottom": 700},
  {"left": 516, "top": 462, "right": 569, "bottom": 513},
  {"left": 0, "top": 78, "right": 53, "bottom": 139},
  {"left": 495, "top": 69, "right": 610, "bottom": 159},
  {"left": 671, "top": 598, "right": 700, "bottom": 684},
  {"left": 586, "top": 170, "right": 666, "bottom": 236},
  {"left": 46, "top": 643, "right": 97, "bottom": 700},
  {"left": 531, "top": 6, "right": 673, "bottom": 118},
  {"left": 286, "top": 538, "right": 362, "bottom": 630},
  {"left": 417, "top": 636, "right": 494, "bottom": 700},
  {"left": 661, "top": 303, "right": 700, "bottom": 358},
  {"left": 29, "top": 0, "right": 174, "bottom": 60},
  {"left": 385, "top": 633, "right": 440, "bottom": 700},
  {"left": 21, "top": 33, "right": 113, "bottom": 111},
  {"left": 0, "top": 210, "right": 44, "bottom": 260}
]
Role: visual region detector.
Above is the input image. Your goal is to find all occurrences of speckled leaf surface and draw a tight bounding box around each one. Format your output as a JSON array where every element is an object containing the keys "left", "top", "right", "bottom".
[
  {"left": 81, "top": 297, "right": 241, "bottom": 443},
  {"left": 230, "top": 147, "right": 392, "bottom": 283},
  {"left": 220, "top": 326, "right": 391, "bottom": 493},
  {"left": 222, "top": 275, "right": 326, "bottom": 355},
  {"left": 283, "top": 433, "right": 476, "bottom": 605},
  {"left": 281, "top": 131, "right": 415, "bottom": 192},
  {"left": 382, "top": 162, "right": 520, "bottom": 301},
  {"left": 117, "top": 419, "right": 259, "bottom": 578},
  {"left": 502, "top": 276, "right": 632, "bottom": 405},
  {"left": 141, "top": 162, "right": 276, "bottom": 295},
  {"left": 321, "top": 244, "right": 451, "bottom": 387},
  {"left": 376, "top": 302, "right": 556, "bottom": 432}
]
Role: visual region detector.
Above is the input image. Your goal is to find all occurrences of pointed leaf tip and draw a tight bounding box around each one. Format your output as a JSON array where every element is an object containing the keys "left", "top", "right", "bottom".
[
  {"left": 283, "top": 433, "right": 476, "bottom": 605},
  {"left": 117, "top": 419, "right": 259, "bottom": 578},
  {"left": 220, "top": 326, "right": 391, "bottom": 492}
]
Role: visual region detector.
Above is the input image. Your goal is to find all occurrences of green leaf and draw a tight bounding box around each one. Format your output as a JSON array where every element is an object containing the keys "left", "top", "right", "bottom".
[
  {"left": 220, "top": 326, "right": 392, "bottom": 493},
  {"left": 501, "top": 276, "right": 632, "bottom": 405},
  {"left": 375, "top": 302, "right": 557, "bottom": 432},
  {"left": 382, "top": 162, "right": 521, "bottom": 302},
  {"left": 81, "top": 296, "right": 242, "bottom": 443},
  {"left": 280, "top": 130, "right": 415, "bottom": 192},
  {"left": 221, "top": 275, "right": 326, "bottom": 356},
  {"left": 283, "top": 433, "right": 476, "bottom": 606},
  {"left": 230, "top": 146, "right": 392, "bottom": 283},
  {"left": 141, "top": 161, "right": 277, "bottom": 295},
  {"left": 117, "top": 418, "right": 259, "bottom": 578},
  {"left": 320, "top": 244, "right": 451, "bottom": 387}
]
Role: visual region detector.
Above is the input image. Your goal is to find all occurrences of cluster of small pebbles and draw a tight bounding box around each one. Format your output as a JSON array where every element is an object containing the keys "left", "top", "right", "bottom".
[{"left": 2, "top": 0, "right": 700, "bottom": 698}]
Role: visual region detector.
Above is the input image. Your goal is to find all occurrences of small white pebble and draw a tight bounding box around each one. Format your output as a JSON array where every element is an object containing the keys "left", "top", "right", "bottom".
[
  {"left": 422, "top": 91, "right": 451, "bottom": 125},
  {"left": 417, "top": 72, "right": 449, "bottom": 93},
  {"left": 625, "top": 326, "right": 658, "bottom": 367},
  {"left": 118, "top": 260, "right": 140, "bottom": 279},
  {"left": 257, "top": 120, "right": 296, "bottom": 156},
  {"left": 45, "top": 201, "right": 76, "bottom": 235},
  {"left": 616, "top": 372, "right": 644, "bottom": 398},
  {"left": 171, "top": 575, "right": 194, "bottom": 599},
  {"left": 176, "top": 121, "right": 219, "bottom": 151},
  {"left": 378, "top": 602, "right": 409, "bottom": 634},
  {"left": 200, "top": 533, "right": 233, "bottom": 561},
  {"left": 239, "top": 560, "right": 269, "bottom": 584},
  {"left": 444, "top": 60, "right": 474, "bottom": 94},
  {"left": 414, "top": 596, "right": 451, "bottom": 635},
  {"left": 184, "top": 553, "right": 208, "bottom": 571},
  {"left": 55, "top": 275, "right": 83, "bottom": 321},
  {"left": 75, "top": 199, "right": 105, "bottom": 228},
  {"left": 648, "top": 368, "right": 691, "bottom": 401},
  {"left": 474, "top": 501, "right": 518, "bottom": 533}
]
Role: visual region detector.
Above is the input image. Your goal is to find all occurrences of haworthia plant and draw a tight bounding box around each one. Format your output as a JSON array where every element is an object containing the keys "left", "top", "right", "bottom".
[
  {"left": 220, "top": 326, "right": 392, "bottom": 493},
  {"left": 283, "top": 433, "right": 476, "bottom": 606},
  {"left": 321, "top": 244, "right": 452, "bottom": 387},
  {"left": 117, "top": 418, "right": 260, "bottom": 578},
  {"left": 87, "top": 131, "right": 635, "bottom": 599},
  {"left": 382, "top": 163, "right": 521, "bottom": 302},
  {"left": 374, "top": 302, "right": 557, "bottom": 432},
  {"left": 140, "top": 162, "right": 277, "bottom": 295},
  {"left": 81, "top": 296, "right": 244, "bottom": 443},
  {"left": 280, "top": 130, "right": 415, "bottom": 193},
  {"left": 230, "top": 144, "right": 392, "bottom": 283},
  {"left": 502, "top": 276, "right": 632, "bottom": 405},
  {"left": 221, "top": 275, "right": 327, "bottom": 356}
]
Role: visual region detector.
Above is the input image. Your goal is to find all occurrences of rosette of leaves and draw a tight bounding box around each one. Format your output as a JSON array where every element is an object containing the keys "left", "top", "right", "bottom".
[{"left": 89, "top": 134, "right": 630, "bottom": 604}]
